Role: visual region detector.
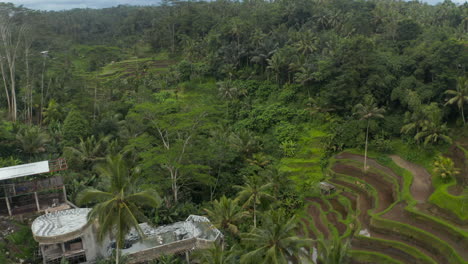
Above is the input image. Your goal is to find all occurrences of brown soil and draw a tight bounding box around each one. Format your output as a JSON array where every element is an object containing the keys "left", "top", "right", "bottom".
[
  {"left": 415, "top": 203, "right": 468, "bottom": 228},
  {"left": 308, "top": 197, "right": 330, "bottom": 211},
  {"left": 330, "top": 179, "right": 373, "bottom": 228},
  {"left": 390, "top": 155, "right": 433, "bottom": 202},
  {"left": 329, "top": 196, "right": 348, "bottom": 219},
  {"left": 351, "top": 238, "right": 425, "bottom": 264},
  {"left": 341, "top": 191, "right": 358, "bottom": 211},
  {"left": 336, "top": 153, "right": 404, "bottom": 189},
  {"left": 370, "top": 225, "right": 449, "bottom": 264},
  {"left": 383, "top": 202, "right": 468, "bottom": 261},
  {"left": 326, "top": 211, "right": 347, "bottom": 235},
  {"left": 448, "top": 184, "right": 464, "bottom": 195},
  {"left": 306, "top": 203, "right": 329, "bottom": 239},
  {"left": 333, "top": 163, "right": 395, "bottom": 212}
]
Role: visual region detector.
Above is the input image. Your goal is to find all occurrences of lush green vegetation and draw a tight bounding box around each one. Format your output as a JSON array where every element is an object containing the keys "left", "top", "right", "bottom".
[{"left": 0, "top": 0, "right": 466, "bottom": 263}]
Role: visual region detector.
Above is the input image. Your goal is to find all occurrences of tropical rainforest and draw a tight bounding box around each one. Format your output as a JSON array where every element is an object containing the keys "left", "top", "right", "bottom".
[{"left": 0, "top": 0, "right": 467, "bottom": 263}]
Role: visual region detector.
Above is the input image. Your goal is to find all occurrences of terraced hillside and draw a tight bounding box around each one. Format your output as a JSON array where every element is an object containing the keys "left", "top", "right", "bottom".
[{"left": 304, "top": 152, "right": 468, "bottom": 264}]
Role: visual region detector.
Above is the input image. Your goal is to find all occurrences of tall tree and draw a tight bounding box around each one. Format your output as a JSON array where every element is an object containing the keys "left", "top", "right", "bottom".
[
  {"left": 0, "top": 14, "right": 27, "bottom": 122},
  {"left": 77, "top": 155, "right": 161, "bottom": 264},
  {"left": 128, "top": 99, "right": 212, "bottom": 203},
  {"left": 354, "top": 96, "right": 385, "bottom": 171},
  {"left": 16, "top": 126, "right": 50, "bottom": 160},
  {"left": 240, "top": 210, "right": 311, "bottom": 264},
  {"left": 445, "top": 77, "right": 468, "bottom": 125},
  {"left": 235, "top": 176, "right": 274, "bottom": 228},
  {"left": 204, "top": 196, "right": 247, "bottom": 236}
]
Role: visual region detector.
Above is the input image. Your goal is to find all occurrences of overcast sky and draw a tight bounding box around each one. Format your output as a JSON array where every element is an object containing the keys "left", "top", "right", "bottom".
[
  {"left": 2, "top": 0, "right": 161, "bottom": 11},
  {"left": 1, "top": 0, "right": 466, "bottom": 11}
]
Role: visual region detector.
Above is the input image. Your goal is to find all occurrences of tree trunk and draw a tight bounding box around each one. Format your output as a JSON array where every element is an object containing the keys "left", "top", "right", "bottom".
[
  {"left": 40, "top": 56, "right": 46, "bottom": 125},
  {"left": 116, "top": 243, "right": 120, "bottom": 264},
  {"left": 462, "top": 103, "right": 465, "bottom": 125},
  {"left": 364, "top": 120, "right": 369, "bottom": 172},
  {"left": 0, "top": 59, "right": 10, "bottom": 115},
  {"left": 253, "top": 197, "right": 257, "bottom": 228}
]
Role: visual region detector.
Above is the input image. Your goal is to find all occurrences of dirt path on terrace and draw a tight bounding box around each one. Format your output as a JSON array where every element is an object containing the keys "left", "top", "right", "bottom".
[{"left": 390, "top": 155, "right": 433, "bottom": 202}]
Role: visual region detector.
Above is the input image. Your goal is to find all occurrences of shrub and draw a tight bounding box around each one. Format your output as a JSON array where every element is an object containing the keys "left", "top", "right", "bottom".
[{"left": 63, "top": 110, "right": 90, "bottom": 143}]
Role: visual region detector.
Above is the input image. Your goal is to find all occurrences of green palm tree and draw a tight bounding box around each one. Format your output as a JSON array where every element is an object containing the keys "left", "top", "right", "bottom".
[
  {"left": 294, "top": 30, "right": 317, "bottom": 56},
  {"left": 354, "top": 96, "right": 385, "bottom": 171},
  {"left": 77, "top": 155, "right": 161, "bottom": 264},
  {"left": 65, "top": 135, "right": 111, "bottom": 168},
  {"left": 217, "top": 80, "right": 239, "bottom": 100},
  {"left": 316, "top": 237, "right": 350, "bottom": 264},
  {"left": 267, "top": 53, "right": 283, "bottom": 84},
  {"left": 401, "top": 109, "right": 426, "bottom": 143},
  {"left": 204, "top": 196, "right": 247, "bottom": 236},
  {"left": 240, "top": 210, "right": 312, "bottom": 264},
  {"left": 415, "top": 120, "right": 452, "bottom": 145},
  {"left": 445, "top": 76, "right": 468, "bottom": 125},
  {"left": 193, "top": 244, "right": 237, "bottom": 264},
  {"left": 16, "top": 126, "right": 50, "bottom": 160},
  {"left": 235, "top": 176, "right": 274, "bottom": 228}
]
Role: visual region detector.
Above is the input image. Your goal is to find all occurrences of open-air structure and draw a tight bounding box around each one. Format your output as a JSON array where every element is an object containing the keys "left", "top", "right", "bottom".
[{"left": 0, "top": 159, "right": 70, "bottom": 216}]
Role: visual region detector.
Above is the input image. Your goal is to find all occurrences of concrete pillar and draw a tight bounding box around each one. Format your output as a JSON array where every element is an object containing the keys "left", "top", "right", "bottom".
[
  {"left": 34, "top": 192, "right": 41, "bottom": 212},
  {"left": 5, "top": 197, "right": 11, "bottom": 216},
  {"left": 62, "top": 186, "right": 67, "bottom": 202},
  {"left": 185, "top": 251, "right": 190, "bottom": 263},
  {"left": 61, "top": 243, "right": 66, "bottom": 253},
  {"left": 40, "top": 246, "right": 46, "bottom": 264}
]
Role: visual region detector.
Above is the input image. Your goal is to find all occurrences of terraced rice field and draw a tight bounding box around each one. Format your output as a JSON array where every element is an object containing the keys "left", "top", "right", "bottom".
[{"left": 304, "top": 152, "right": 468, "bottom": 264}]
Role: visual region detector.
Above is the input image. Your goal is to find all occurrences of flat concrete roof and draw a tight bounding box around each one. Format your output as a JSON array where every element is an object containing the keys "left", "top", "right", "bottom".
[{"left": 32, "top": 208, "right": 91, "bottom": 238}]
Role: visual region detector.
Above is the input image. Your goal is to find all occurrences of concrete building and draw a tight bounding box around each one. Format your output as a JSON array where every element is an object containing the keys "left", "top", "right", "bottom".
[
  {"left": 123, "top": 215, "right": 223, "bottom": 263},
  {"left": 31, "top": 210, "right": 223, "bottom": 264},
  {"left": 31, "top": 208, "right": 109, "bottom": 264}
]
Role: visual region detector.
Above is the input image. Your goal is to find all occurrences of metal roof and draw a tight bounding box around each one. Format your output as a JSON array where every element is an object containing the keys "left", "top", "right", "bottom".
[{"left": 0, "top": 161, "right": 50, "bottom": 181}]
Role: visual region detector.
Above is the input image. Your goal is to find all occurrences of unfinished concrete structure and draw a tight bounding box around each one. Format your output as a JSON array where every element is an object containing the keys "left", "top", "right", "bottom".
[
  {"left": 122, "top": 215, "right": 223, "bottom": 263},
  {"left": 32, "top": 208, "right": 109, "bottom": 264},
  {"left": 31, "top": 209, "right": 222, "bottom": 264},
  {"left": 0, "top": 159, "right": 70, "bottom": 216}
]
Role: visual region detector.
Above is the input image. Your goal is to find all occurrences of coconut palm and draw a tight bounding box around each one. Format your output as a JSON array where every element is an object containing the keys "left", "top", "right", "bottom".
[
  {"left": 294, "top": 30, "right": 318, "bottom": 56},
  {"left": 204, "top": 196, "right": 247, "bottom": 236},
  {"left": 193, "top": 244, "right": 237, "bottom": 264},
  {"left": 235, "top": 176, "right": 274, "bottom": 228},
  {"left": 415, "top": 120, "right": 452, "bottom": 145},
  {"left": 240, "top": 210, "right": 311, "bottom": 264},
  {"left": 353, "top": 96, "right": 385, "bottom": 171},
  {"left": 316, "top": 237, "right": 350, "bottom": 264},
  {"left": 401, "top": 109, "right": 426, "bottom": 143},
  {"left": 65, "top": 135, "right": 111, "bottom": 168},
  {"left": 267, "top": 53, "right": 284, "bottom": 84},
  {"left": 445, "top": 76, "right": 468, "bottom": 125},
  {"left": 16, "top": 126, "right": 50, "bottom": 160},
  {"left": 217, "top": 80, "right": 239, "bottom": 100},
  {"left": 77, "top": 155, "right": 161, "bottom": 264}
]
